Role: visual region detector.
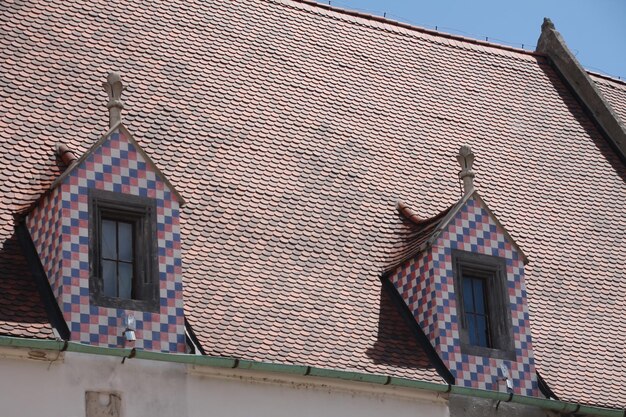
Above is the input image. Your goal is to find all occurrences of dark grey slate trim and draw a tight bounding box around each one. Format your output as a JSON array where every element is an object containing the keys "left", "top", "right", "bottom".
[
  {"left": 537, "top": 371, "right": 560, "bottom": 400},
  {"left": 185, "top": 317, "right": 206, "bottom": 355}
]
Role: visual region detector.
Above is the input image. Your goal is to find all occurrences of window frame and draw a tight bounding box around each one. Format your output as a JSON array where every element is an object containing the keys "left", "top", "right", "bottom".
[
  {"left": 89, "top": 189, "right": 159, "bottom": 312},
  {"left": 452, "top": 250, "right": 515, "bottom": 360}
]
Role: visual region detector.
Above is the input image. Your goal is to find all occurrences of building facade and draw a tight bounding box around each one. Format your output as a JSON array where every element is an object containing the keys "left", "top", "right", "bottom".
[{"left": 0, "top": 0, "right": 625, "bottom": 415}]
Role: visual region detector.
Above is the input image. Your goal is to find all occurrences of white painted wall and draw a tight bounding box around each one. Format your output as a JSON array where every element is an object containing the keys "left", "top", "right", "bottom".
[{"left": 0, "top": 348, "right": 449, "bottom": 417}]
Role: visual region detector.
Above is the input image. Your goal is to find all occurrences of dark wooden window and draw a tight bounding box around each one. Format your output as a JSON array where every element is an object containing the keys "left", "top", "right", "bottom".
[
  {"left": 101, "top": 219, "right": 134, "bottom": 299},
  {"left": 89, "top": 189, "right": 158, "bottom": 312},
  {"left": 462, "top": 275, "right": 491, "bottom": 347},
  {"left": 453, "top": 250, "right": 514, "bottom": 359}
]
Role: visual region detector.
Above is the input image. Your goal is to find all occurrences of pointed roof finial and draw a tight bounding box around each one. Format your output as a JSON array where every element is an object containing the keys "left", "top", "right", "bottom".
[
  {"left": 542, "top": 17, "right": 555, "bottom": 32},
  {"left": 103, "top": 72, "right": 124, "bottom": 128},
  {"left": 457, "top": 145, "right": 475, "bottom": 194}
]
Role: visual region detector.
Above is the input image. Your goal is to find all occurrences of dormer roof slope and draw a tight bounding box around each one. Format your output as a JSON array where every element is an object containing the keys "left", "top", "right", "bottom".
[
  {"left": 392, "top": 190, "right": 528, "bottom": 274},
  {"left": 50, "top": 122, "right": 186, "bottom": 206},
  {"left": 384, "top": 201, "right": 452, "bottom": 273},
  {"left": 1, "top": 0, "right": 625, "bottom": 407}
]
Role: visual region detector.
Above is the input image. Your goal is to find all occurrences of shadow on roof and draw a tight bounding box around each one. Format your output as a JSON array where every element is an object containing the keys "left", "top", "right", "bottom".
[
  {"left": 365, "top": 284, "right": 433, "bottom": 370},
  {"left": 0, "top": 229, "right": 55, "bottom": 335}
]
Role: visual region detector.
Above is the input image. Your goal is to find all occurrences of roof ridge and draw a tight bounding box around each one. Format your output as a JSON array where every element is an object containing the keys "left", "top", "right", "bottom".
[{"left": 274, "top": 0, "right": 544, "bottom": 59}]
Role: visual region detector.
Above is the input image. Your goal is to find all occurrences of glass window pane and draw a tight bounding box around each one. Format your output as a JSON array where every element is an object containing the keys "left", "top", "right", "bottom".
[
  {"left": 118, "top": 222, "right": 133, "bottom": 262},
  {"left": 467, "top": 314, "right": 477, "bottom": 345},
  {"left": 476, "top": 315, "right": 489, "bottom": 347},
  {"left": 102, "top": 220, "right": 117, "bottom": 259},
  {"left": 102, "top": 260, "right": 117, "bottom": 297},
  {"left": 118, "top": 262, "right": 133, "bottom": 299},
  {"left": 474, "top": 278, "right": 486, "bottom": 315},
  {"left": 463, "top": 277, "right": 475, "bottom": 313}
]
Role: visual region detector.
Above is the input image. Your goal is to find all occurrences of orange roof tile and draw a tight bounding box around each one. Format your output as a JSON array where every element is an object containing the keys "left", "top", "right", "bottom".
[{"left": 1, "top": 0, "right": 625, "bottom": 407}]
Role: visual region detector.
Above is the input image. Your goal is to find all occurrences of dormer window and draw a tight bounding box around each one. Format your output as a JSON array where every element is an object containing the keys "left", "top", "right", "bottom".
[
  {"left": 453, "top": 250, "right": 514, "bottom": 359},
  {"left": 101, "top": 218, "right": 134, "bottom": 298},
  {"left": 388, "top": 146, "right": 536, "bottom": 394},
  {"left": 24, "top": 74, "right": 187, "bottom": 351},
  {"left": 462, "top": 273, "right": 491, "bottom": 347},
  {"left": 89, "top": 189, "right": 159, "bottom": 312}
]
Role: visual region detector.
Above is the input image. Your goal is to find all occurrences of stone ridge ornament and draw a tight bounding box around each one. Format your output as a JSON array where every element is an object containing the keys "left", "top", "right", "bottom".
[
  {"left": 457, "top": 145, "right": 475, "bottom": 194},
  {"left": 103, "top": 72, "right": 124, "bottom": 128}
]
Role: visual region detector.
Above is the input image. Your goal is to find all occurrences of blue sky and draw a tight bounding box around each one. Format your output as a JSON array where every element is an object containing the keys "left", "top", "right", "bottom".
[{"left": 328, "top": 0, "right": 626, "bottom": 80}]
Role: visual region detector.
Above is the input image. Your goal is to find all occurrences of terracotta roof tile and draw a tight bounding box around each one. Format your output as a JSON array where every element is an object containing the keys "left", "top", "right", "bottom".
[
  {"left": 590, "top": 73, "right": 626, "bottom": 127},
  {"left": 382, "top": 201, "right": 453, "bottom": 272},
  {"left": 1, "top": 0, "right": 625, "bottom": 406},
  {"left": 0, "top": 223, "right": 55, "bottom": 340}
]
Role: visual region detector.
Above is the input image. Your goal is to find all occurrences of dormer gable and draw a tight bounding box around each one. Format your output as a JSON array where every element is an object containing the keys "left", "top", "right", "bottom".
[
  {"left": 387, "top": 146, "right": 537, "bottom": 396},
  {"left": 25, "top": 74, "right": 186, "bottom": 353}
]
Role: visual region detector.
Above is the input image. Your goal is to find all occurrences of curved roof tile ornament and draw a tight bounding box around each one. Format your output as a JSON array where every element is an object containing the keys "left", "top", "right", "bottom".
[{"left": 54, "top": 143, "right": 77, "bottom": 166}]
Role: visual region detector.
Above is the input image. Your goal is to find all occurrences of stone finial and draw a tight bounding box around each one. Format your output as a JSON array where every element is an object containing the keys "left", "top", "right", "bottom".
[
  {"left": 457, "top": 145, "right": 475, "bottom": 194},
  {"left": 541, "top": 17, "right": 555, "bottom": 32},
  {"left": 103, "top": 72, "right": 124, "bottom": 128}
]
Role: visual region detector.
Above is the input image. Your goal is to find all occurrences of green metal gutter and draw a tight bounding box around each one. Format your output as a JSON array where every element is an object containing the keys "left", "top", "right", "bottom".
[{"left": 0, "top": 336, "right": 622, "bottom": 417}]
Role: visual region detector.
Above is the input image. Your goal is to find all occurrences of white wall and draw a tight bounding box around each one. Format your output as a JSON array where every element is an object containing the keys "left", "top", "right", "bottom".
[{"left": 0, "top": 349, "right": 449, "bottom": 417}]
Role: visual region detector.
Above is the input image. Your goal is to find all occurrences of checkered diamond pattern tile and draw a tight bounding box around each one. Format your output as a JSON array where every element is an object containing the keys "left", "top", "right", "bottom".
[
  {"left": 27, "top": 128, "right": 185, "bottom": 352},
  {"left": 390, "top": 196, "right": 537, "bottom": 396}
]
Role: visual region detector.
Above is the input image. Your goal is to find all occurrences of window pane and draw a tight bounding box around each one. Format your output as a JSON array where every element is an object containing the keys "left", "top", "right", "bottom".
[
  {"left": 467, "top": 314, "right": 477, "bottom": 345},
  {"left": 118, "top": 222, "right": 133, "bottom": 262},
  {"left": 102, "top": 260, "right": 117, "bottom": 297},
  {"left": 102, "top": 219, "right": 117, "bottom": 259},
  {"left": 473, "top": 278, "right": 486, "bottom": 315},
  {"left": 118, "top": 262, "right": 133, "bottom": 299},
  {"left": 463, "top": 277, "right": 475, "bottom": 313},
  {"left": 476, "top": 315, "right": 489, "bottom": 347}
]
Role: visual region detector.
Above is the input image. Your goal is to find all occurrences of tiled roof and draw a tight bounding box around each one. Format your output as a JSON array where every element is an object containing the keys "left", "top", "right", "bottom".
[
  {"left": 384, "top": 201, "right": 452, "bottom": 273},
  {"left": 391, "top": 190, "right": 530, "bottom": 275},
  {"left": 590, "top": 73, "right": 626, "bottom": 127},
  {"left": 1, "top": 0, "right": 625, "bottom": 407},
  {"left": 0, "top": 228, "right": 56, "bottom": 340}
]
